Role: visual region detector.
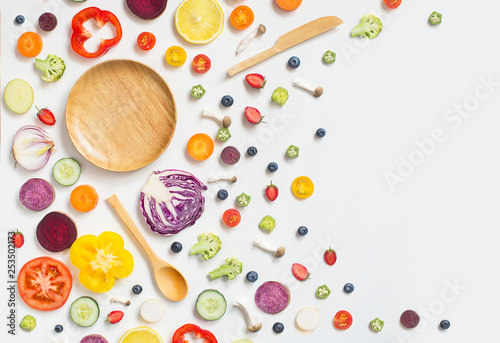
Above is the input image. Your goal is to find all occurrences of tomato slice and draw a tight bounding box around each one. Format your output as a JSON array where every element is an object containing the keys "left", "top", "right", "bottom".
[
  {"left": 230, "top": 5, "right": 254, "bottom": 30},
  {"left": 137, "top": 32, "right": 156, "bottom": 51},
  {"left": 334, "top": 310, "right": 353, "bottom": 329},
  {"left": 165, "top": 46, "right": 187, "bottom": 67},
  {"left": 291, "top": 176, "right": 314, "bottom": 199},
  {"left": 223, "top": 209, "right": 241, "bottom": 227},
  {"left": 384, "top": 0, "right": 402, "bottom": 9},
  {"left": 192, "top": 54, "right": 211, "bottom": 73},
  {"left": 18, "top": 256, "right": 73, "bottom": 311}
]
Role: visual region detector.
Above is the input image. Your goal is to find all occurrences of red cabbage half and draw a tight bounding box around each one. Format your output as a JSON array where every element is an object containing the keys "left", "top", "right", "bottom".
[{"left": 140, "top": 169, "right": 207, "bottom": 236}]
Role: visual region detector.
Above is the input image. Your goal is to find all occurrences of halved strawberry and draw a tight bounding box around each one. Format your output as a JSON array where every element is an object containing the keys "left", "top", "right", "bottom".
[
  {"left": 36, "top": 106, "right": 56, "bottom": 125},
  {"left": 245, "top": 73, "right": 266, "bottom": 88},
  {"left": 292, "top": 263, "right": 309, "bottom": 281},
  {"left": 106, "top": 310, "right": 124, "bottom": 324},
  {"left": 12, "top": 231, "right": 24, "bottom": 248},
  {"left": 324, "top": 248, "right": 337, "bottom": 266},
  {"left": 265, "top": 182, "right": 278, "bottom": 201},
  {"left": 244, "top": 106, "right": 264, "bottom": 124}
]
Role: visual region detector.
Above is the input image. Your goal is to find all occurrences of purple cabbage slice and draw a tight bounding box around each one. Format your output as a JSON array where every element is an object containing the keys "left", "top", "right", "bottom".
[{"left": 140, "top": 169, "right": 207, "bottom": 236}]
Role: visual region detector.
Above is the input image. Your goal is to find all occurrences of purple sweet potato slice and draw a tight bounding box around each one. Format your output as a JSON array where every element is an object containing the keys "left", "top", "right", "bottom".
[
  {"left": 80, "top": 335, "right": 109, "bottom": 343},
  {"left": 255, "top": 281, "right": 290, "bottom": 314},
  {"left": 36, "top": 212, "right": 77, "bottom": 252},
  {"left": 19, "top": 178, "right": 55, "bottom": 211},
  {"left": 126, "top": 0, "right": 168, "bottom": 20}
]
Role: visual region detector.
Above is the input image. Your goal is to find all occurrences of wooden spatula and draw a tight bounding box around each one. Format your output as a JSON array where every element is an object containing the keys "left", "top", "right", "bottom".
[{"left": 226, "top": 16, "right": 343, "bottom": 77}]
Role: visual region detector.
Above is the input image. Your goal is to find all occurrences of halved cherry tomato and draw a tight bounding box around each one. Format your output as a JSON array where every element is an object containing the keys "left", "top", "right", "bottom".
[
  {"left": 165, "top": 46, "right": 187, "bottom": 67},
  {"left": 230, "top": 5, "right": 254, "bottom": 30},
  {"left": 334, "top": 310, "right": 353, "bottom": 329},
  {"left": 18, "top": 256, "right": 73, "bottom": 311},
  {"left": 291, "top": 176, "right": 314, "bottom": 199},
  {"left": 223, "top": 209, "right": 241, "bottom": 227},
  {"left": 192, "top": 54, "right": 211, "bottom": 73},
  {"left": 384, "top": 0, "right": 402, "bottom": 9},
  {"left": 137, "top": 32, "right": 156, "bottom": 51}
]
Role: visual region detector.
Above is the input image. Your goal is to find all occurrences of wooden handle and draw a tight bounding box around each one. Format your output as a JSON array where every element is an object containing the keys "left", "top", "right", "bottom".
[{"left": 226, "top": 47, "right": 279, "bottom": 77}]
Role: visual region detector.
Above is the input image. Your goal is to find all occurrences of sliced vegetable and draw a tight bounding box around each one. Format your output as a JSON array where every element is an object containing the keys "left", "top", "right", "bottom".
[
  {"left": 286, "top": 145, "right": 299, "bottom": 158},
  {"left": 38, "top": 12, "right": 57, "bottom": 31},
  {"left": 276, "top": 0, "right": 302, "bottom": 11},
  {"left": 37, "top": 212, "right": 78, "bottom": 252},
  {"left": 187, "top": 133, "right": 214, "bottom": 161},
  {"left": 259, "top": 215, "right": 276, "bottom": 232},
  {"left": 36, "top": 107, "right": 56, "bottom": 125},
  {"left": 192, "top": 54, "right": 211, "bottom": 73},
  {"left": 4, "top": 79, "right": 34, "bottom": 114},
  {"left": 292, "top": 176, "right": 314, "bottom": 199},
  {"left": 127, "top": 0, "right": 168, "bottom": 20},
  {"left": 255, "top": 281, "right": 290, "bottom": 314},
  {"left": 323, "top": 50, "right": 336, "bottom": 64},
  {"left": 172, "top": 324, "right": 217, "bottom": 343},
  {"left": 19, "top": 178, "right": 55, "bottom": 211},
  {"left": 18, "top": 256, "right": 73, "bottom": 311},
  {"left": 191, "top": 84, "right": 206, "bottom": 98},
  {"left": 370, "top": 317, "right": 384, "bottom": 332},
  {"left": 244, "top": 106, "right": 264, "bottom": 124},
  {"left": 52, "top": 158, "right": 81, "bottom": 186},
  {"left": 352, "top": 14, "right": 383, "bottom": 39},
  {"left": 223, "top": 209, "right": 241, "bottom": 227},
  {"left": 196, "top": 289, "right": 227, "bottom": 320},
  {"left": 12, "top": 125, "right": 55, "bottom": 171},
  {"left": 316, "top": 285, "right": 331, "bottom": 298},
  {"left": 296, "top": 307, "right": 321, "bottom": 331},
  {"left": 20, "top": 314, "right": 36, "bottom": 331},
  {"left": 70, "top": 184, "right": 99, "bottom": 212},
  {"left": 191, "top": 232, "right": 222, "bottom": 260},
  {"left": 209, "top": 257, "right": 243, "bottom": 280},
  {"left": 400, "top": 310, "right": 420, "bottom": 328},
  {"left": 165, "top": 46, "right": 187, "bottom": 66},
  {"left": 220, "top": 146, "right": 241, "bottom": 165},
  {"left": 230, "top": 5, "right": 254, "bottom": 30},
  {"left": 81, "top": 334, "right": 109, "bottom": 343},
  {"left": 140, "top": 170, "right": 207, "bottom": 235},
  {"left": 34, "top": 54, "right": 66, "bottom": 82},
  {"left": 217, "top": 128, "right": 231, "bottom": 142},
  {"left": 17, "top": 32, "right": 43, "bottom": 57},
  {"left": 384, "top": 0, "right": 402, "bottom": 9},
  {"left": 140, "top": 299, "right": 165, "bottom": 323},
  {"left": 272, "top": 87, "right": 289, "bottom": 106},
  {"left": 236, "top": 193, "right": 251, "bottom": 207},
  {"left": 245, "top": 73, "right": 266, "bottom": 88},
  {"left": 334, "top": 310, "right": 353, "bottom": 329},
  {"left": 292, "top": 263, "right": 309, "bottom": 281},
  {"left": 429, "top": 11, "right": 442, "bottom": 25},
  {"left": 137, "top": 32, "right": 156, "bottom": 50},
  {"left": 70, "top": 296, "right": 100, "bottom": 327}
]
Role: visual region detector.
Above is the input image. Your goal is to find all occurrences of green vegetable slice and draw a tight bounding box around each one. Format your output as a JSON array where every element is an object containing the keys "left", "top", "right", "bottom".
[
  {"left": 370, "top": 317, "right": 385, "bottom": 332},
  {"left": 217, "top": 128, "right": 231, "bottom": 142},
  {"left": 236, "top": 193, "right": 251, "bottom": 207},
  {"left": 190, "top": 232, "right": 222, "bottom": 260},
  {"left": 70, "top": 296, "right": 100, "bottom": 327},
  {"left": 271, "top": 87, "right": 289, "bottom": 106},
  {"left": 429, "top": 11, "right": 442, "bottom": 25},
  {"left": 286, "top": 145, "right": 299, "bottom": 158},
  {"left": 323, "top": 50, "right": 336, "bottom": 64},
  {"left": 352, "top": 14, "right": 383, "bottom": 39},
  {"left": 52, "top": 158, "right": 81, "bottom": 186},
  {"left": 35, "top": 54, "right": 66, "bottom": 82},
  {"left": 259, "top": 215, "right": 276, "bottom": 232},
  {"left": 316, "top": 284, "right": 331, "bottom": 299},
  {"left": 191, "top": 84, "right": 206, "bottom": 98},
  {"left": 195, "top": 289, "right": 227, "bottom": 321}
]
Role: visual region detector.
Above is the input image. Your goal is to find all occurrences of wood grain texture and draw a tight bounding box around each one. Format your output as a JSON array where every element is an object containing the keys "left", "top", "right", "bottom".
[{"left": 66, "top": 59, "right": 176, "bottom": 172}]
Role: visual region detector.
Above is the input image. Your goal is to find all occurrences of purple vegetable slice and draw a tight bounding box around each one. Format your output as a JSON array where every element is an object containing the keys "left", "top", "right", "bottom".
[
  {"left": 400, "top": 310, "right": 420, "bottom": 328},
  {"left": 255, "top": 281, "right": 290, "bottom": 314},
  {"left": 140, "top": 169, "right": 207, "bottom": 236},
  {"left": 19, "top": 178, "right": 55, "bottom": 211},
  {"left": 80, "top": 335, "right": 108, "bottom": 343},
  {"left": 127, "top": 0, "right": 168, "bottom": 20},
  {"left": 221, "top": 146, "right": 241, "bottom": 165},
  {"left": 37, "top": 212, "right": 78, "bottom": 252},
  {"left": 38, "top": 12, "right": 57, "bottom": 31}
]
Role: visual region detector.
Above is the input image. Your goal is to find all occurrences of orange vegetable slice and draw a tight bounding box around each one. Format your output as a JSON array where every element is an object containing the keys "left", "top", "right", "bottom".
[
  {"left": 230, "top": 5, "right": 254, "bottom": 30},
  {"left": 17, "top": 32, "right": 43, "bottom": 57},
  {"left": 70, "top": 184, "right": 99, "bottom": 212},
  {"left": 276, "top": 0, "right": 302, "bottom": 11},
  {"left": 187, "top": 133, "right": 214, "bottom": 161}
]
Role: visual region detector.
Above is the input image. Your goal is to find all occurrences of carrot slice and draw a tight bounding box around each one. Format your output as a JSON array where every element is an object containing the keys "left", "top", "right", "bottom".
[
  {"left": 276, "top": 0, "right": 302, "bottom": 11},
  {"left": 70, "top": 185, "right": 99, "bottom": 213},
  {"left": 17, "top": 32, "right": 43, "bottom": 57},
  {"left": 187, "top": 133, "right": 214, "bottom": 161}
]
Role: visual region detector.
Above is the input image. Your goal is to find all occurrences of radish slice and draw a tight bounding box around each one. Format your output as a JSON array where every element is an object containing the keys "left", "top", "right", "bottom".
[
  {"left": 80, "top": 335, "right": 108, "bottom": 343},
  {"left": 295, "top": 306, "right": 321, "bottom": 331},
  {"left": 127, "top": 0, "right": 168, "bottom": 20},
  {"left": 19, "top": 178, "right": 55, "bottom": 211},
  {"left": 36, "top": 212, "right": 77, "bottom": 252},
  {"left": 254, "top": 281, "right": 290, "bottom": 314},
  {"left": 140, "top": 299, "right": 165, "bottom": 322}
]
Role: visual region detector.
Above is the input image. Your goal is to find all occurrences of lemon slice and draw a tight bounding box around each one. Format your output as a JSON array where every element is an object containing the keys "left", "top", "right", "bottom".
[
  {"left": 175, "top": 0, "right": 224, "bottom": 44},
  {"left": 118, "top": 327, "right": 163, "bottom": 343}
]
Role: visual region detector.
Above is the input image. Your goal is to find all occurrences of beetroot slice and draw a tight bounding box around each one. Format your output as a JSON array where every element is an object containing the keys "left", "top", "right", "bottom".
[
  {"left": 37, "top": 212, "right": 77, "bottom": 252},
  {"left": 19, "top": 178, "right": 55, "bottom": 211},
  {"left": 400, "top": 310, "right": 420, "bottom": 328},
  {"left": 221, "top": 146, "right": 241, "bottom": 165},
  {"left": 255, "top": 281, "right": 290, "bottom": 314},
  {"left": 80, "top": 335, "right": 109, "bottom": 343},
  {"left": 38, "top": 12, "right": 57, "bottom": 31},
  {"left": 127, "top": 0, "right": 168, "bottom": 20}
]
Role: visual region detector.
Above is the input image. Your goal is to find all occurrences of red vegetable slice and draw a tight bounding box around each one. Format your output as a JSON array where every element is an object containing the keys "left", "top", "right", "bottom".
[
  {"left": 192, "top": 54, "right": 211, "bottom": 73},
  {"left": 223, "top": 209, "right": 241, "bottom": 227},
  {"left": 220, "top": 146, "right": 240, "bottom": 165},
  {"left": 127, "top": 0, "right": 168, "bottom": 20},
  {"left": 19, "top": 178, "right": 55, "bottom": 211},
  {"left": 37, "top": 212, "right": 78, "bottom": 252},
  {"left": 255, "top": 281, "right": 290, "bottom": 314},
  {"left": 137, "top": 32, "right": 156, "bottom": 50},
  {"left": 80, "top": 335, "right": 109, "bottom": 343}
]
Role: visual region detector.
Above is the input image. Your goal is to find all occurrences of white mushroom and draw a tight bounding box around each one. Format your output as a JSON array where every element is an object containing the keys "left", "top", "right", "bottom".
[
  {"left": 233, "top": 301, "right": 262, "bottom": 332},
  {"left": 236, "top": 24, "right": 267, "bottom": 55},
  {"left": 292, "top": 77, "right": 323, "bottom": 98},
  {"left": 207, "top": 175, "right": 237, "bottom": 184},
  {"left": 110, "top": 297, "right": 131, "bottom": 306},
  {"left": 253, "top": 237, "right": 285, "bottom": 257},
  {"left": 201, "top": 108, "right": 232, "bottom": 128}
]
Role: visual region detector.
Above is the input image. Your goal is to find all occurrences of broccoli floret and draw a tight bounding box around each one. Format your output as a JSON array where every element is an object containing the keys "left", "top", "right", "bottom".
[
  {"left": 351, "top": 14, "right": 383, "bottom": 39},
  {"left": 191, "top": 232, "right": 222, "bottom": 260},
  {"left": 272, "top": 87, "right": 289, "bottom": 106},
  {"left": 208, "top": 257, "right": 243, "bottom": 280},
  {"left": 259, "top": 215, "right": 276, "bottom": 232},
  {"left": 35, "top": 54, "right": 66, "bottom": 82},
  {"left": 20, "top": 314, "right": 36, "bottom": 331}
]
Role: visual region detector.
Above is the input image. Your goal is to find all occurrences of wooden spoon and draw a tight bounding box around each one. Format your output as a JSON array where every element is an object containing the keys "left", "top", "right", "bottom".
[{"left": 107, "top": 194, "right": 188, "bottom": 301}]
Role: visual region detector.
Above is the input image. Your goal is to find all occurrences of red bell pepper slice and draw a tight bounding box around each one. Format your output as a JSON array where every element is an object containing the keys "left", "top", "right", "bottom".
[
  {"left": 71, "top": 7, "right": 122, "bottom": 58},
  {"left": 172, "top": 323, "right": 217, "bottom": 343}
]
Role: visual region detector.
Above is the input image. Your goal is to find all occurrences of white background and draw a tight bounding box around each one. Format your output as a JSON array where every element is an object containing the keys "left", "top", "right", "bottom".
[{"left": 1, "top": 0, "right": 500, "bottom": 342}]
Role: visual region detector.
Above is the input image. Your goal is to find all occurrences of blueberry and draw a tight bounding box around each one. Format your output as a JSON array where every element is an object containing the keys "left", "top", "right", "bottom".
[
  {"left": 246, "top": 271, "right": 258, "bottom": 282},
  {"left": 217, "top": 189, "right": 228, "bottom": 200},
  {"left": 132, "top": 284, "right": 143, "bottom": 295},
  {"left": 267, "top": 162, "right": 278, "bottom": 172},
  {"left": 316, "top": 128, "right": 326, "bottom": 137},
  {"left": 221, "top": 95, "right": 234, "bottom": 107},
  {"left": 439, "top": 320, "right": 450, "bottom": 330},
  {"left": 343, "top": 283, "right": 354, "bottom": 293},
  {"left": 171, "top": 241, "right": 183, "bottom": 253},
  {"left": 15, "top": 15, "right": 25, "bottom": 24},
  {"left": 288, "top": 56, "right": 301, "bottom": 69},
  {"left": 297, "top": 226, "right": 308, "bottom": 236},
  {"left": 247, "top": 146, "right": 257, "bottom": 156},
  {"left": 54, "top": 325, "right": 63, "bottom": 333},
  {"left": 272, "top": 322, "right": 284, "bottom": 333}
]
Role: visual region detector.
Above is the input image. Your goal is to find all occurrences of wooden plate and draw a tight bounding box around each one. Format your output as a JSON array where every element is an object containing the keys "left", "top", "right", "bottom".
[{"left": 66, "top": 59, "right": 176, "bottom": 172}]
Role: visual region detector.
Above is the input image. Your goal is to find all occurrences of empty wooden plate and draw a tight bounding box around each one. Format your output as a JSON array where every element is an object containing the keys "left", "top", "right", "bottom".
[{"left": 66, "top": 59, "right": 177, "bottom": 172}]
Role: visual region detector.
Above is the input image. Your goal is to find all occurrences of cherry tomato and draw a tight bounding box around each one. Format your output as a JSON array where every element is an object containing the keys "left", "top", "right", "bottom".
[
  {"left": 192, "top": 54, "right": 211, "bottom": 73},
  {"left": 334, "top": 310, "right": 353, "bottom": 329},
  {"left": 137, "top": 32, "right": 156, "bottom": 51},
  {"left": 384, "top": 0, "right": 402, "bottom": 9},
  {"left": 165, "top": 46, "right": 187, "bottom": 67},
  {"left": 230, "top": 5, "right": 254, "bottom": 30},
  {"left": 291, "top": 176, "right": 314, "bottom": 199},
  {"left": 223, "top": 209, "right": 241, "bottom": 227}
]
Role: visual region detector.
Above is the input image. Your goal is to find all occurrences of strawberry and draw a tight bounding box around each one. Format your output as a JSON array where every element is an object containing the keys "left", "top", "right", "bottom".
[
  {"left": 36, "top": 106, "right": 56, "bottom": 125},
  {"left": 265, "top": 182, "right": 278, "bottom": 201},
  {"left": 244, "top": 106, "right": 264, "bottom": 124},
  {"left": 324, "top": 248, "right": 337, "bottom": 266},
  {"left": 292, "top": 263, "right": 310, "bottom": 281},
  {"left": 245, "top": 73, "right": 266, "bottom": 88},
  {"left": 106, "top": 310, "right": 124, "bottom": 324},
  {"left": 12, "top": 230, "right": 24, "bottom": 248}
]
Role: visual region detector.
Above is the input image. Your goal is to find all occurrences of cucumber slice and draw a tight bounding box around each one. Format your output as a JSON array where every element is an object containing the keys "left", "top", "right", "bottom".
[
  {"left": 52, "top": 158, "right": 81, "bottom": 186},
  {"left": 196, "top": 289, "right": 226, "bottom": 321},
  {"left": 70, "top": 296, "right": 99, "bottom": 327}
]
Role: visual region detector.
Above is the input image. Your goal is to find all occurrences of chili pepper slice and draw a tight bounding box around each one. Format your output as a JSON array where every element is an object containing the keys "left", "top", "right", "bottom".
[
  {"left": 323, "top": 50, "right": 336, "bottom": 64},
  {"left": 191, "top": 84, "right": 206, "bottom": 98},
  {"left": 172, "top": 323, "right": 217, "bottom": 343},
  {"left": 429, "top": 11, "right": 442, "bottom": 25},
  {"left": 316, "top": 284, "right": 331, "bottom": 299},
  {"left": 71, "top": 7, "right": 122, "bottom": 58}
]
